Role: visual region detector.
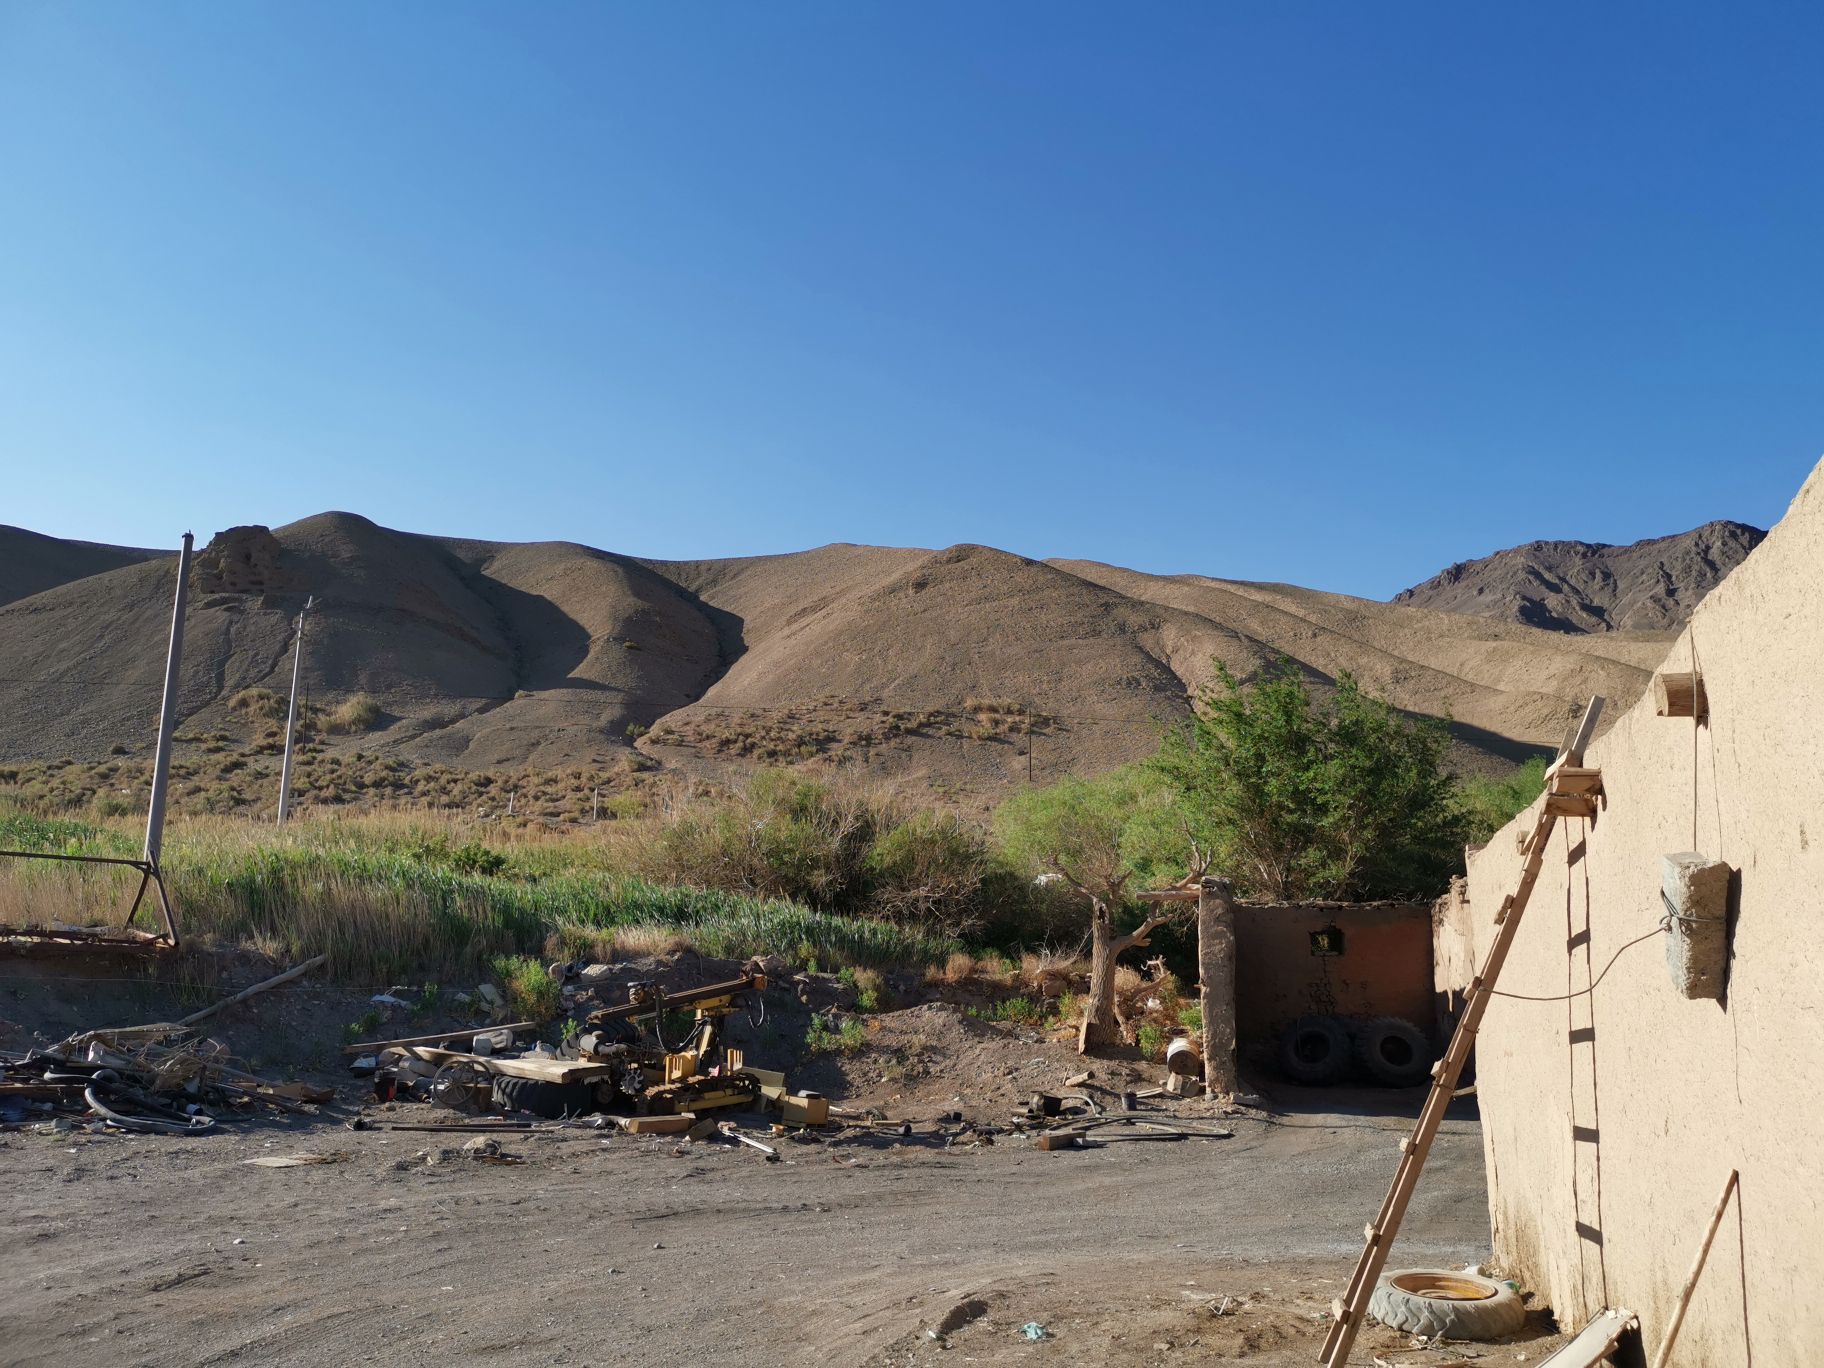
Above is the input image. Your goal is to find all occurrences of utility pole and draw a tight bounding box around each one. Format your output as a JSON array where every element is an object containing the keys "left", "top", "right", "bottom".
[
  {"left": 276, "top": 595, "right": 317, "bottom": 827},
  {"left": 144, "top": 533, "right": 194, "bottom": 866}
]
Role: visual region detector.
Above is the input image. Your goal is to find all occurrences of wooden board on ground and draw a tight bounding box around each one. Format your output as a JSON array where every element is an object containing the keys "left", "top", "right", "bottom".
[
  {"left": 619, "top": 1112, "right": 697, "bottom": 1134},
  {"left": 401, "top": 1046, "right": 619, "bottom": 1083},
  {"left": 1537, "top": 1309, "right": 1639, "bottom": 1366}
]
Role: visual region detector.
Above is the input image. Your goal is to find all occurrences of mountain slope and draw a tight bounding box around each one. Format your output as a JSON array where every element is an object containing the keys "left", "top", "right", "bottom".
[
  {"left": 0, "top": 524, "right": 161, "bottom": 608},
  {"left": 1393, "top": 520, "right": 1765, "bottom": 632},
  {"left": 0, "top": 514, "right": 1743, "bottom": 801}
]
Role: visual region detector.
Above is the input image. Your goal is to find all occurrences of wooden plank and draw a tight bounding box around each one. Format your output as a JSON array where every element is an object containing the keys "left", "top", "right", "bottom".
[
  {"left": 400, "top": 1046, "right": 617, "bottom": 1083},
  {"left": 1544, "top": 793, "right": 1598, "bottom": 818},
  {"left": 1537, "top": 1309, "right": 1639, "bottom": 1367},
  {"left": 178, "top": 955, "right": 327, "bottom": 1027},
  {"left": 1653, "top": 671, "right": 1707, "bottom": 720},
  {"left": 1551, "top": 766, "right": 1604, "bottom": 795},
  {"left": 343, "top": 1022, "right": 538, "bottom": 1055},
  {"left": 618, "top": 1112, "right": 696, "bottom": 1134}
]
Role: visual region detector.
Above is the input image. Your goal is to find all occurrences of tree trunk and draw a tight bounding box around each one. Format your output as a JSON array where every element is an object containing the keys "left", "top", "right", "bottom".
[
  {"left": 1079, "top": 901, "right": 1165, "bottom": 1055},
  {"left": 1197, "top": 876, "right": 1238, "bottom": 1094},
  {"left": 1080, "top": 902, "right": 1118, "bottom": 1051}
]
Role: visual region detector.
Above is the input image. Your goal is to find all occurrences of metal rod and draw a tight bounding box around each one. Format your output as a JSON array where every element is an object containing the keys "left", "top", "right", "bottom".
[
  {"left": 276, "top": 595, "right": 316, "bottom": 827},
  {"left": 0, "top": 850, "right": 156, "bottom": 868},
  {"left": 143, "top": 533, "right": 193, "bottom": 866}
]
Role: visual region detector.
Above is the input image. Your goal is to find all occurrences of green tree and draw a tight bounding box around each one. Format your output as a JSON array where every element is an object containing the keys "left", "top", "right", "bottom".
[
  {"left": 994, "top": 769, "right": 1179, "bottom": 1050},
  {"left": 1458, "top": 755, "right": 1549, "bottom": 844},
  {"left": 1151, "top": 660, "right": 1466, "bottom": 901}
]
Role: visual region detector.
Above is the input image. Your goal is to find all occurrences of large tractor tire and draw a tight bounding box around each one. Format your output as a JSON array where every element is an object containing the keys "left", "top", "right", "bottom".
[
  {"left": 1353, "top": 1016, "right": 1435, "bottom": 1087},
  {"left": 1277, "top": 1015, "right": 1351, "bottom": 1086},
  {"left": 491, "top": 1075, "right": 596, "bottom": 1119},
  {"left": 1369, "top": 1269, "right": 1525, "bottom": 1340}
]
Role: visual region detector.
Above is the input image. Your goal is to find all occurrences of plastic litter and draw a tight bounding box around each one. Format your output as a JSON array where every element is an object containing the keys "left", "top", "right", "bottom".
[{"left": 1019, "top": 1322, "right": 1048, "bottom": 1341}]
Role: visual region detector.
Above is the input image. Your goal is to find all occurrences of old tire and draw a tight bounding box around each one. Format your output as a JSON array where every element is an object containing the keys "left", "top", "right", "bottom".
[
  {"left": 1369, "top": 1270, "right": 1525, "bottom": 1341},
  {"left": 1277, "top": 1015, "right": 1351, "bottom": 1086},
  {"left": 1354, "top": 1017, "right": 1434, "bottom": 1087},
  {"left": 491, "top": 1075, "right": 595, "bottom": 1119}
]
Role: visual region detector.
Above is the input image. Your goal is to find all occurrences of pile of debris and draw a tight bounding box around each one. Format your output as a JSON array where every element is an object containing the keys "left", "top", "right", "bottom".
[
  {"left": 352, "top": 962, "right": 835, "bottom": 1135},
  {"left": 1004, "top": 1069, "right": 1235, "bottom": 1152},
  {"left": 2, "top": 1023, "right": 332, "bottom": 1135}
]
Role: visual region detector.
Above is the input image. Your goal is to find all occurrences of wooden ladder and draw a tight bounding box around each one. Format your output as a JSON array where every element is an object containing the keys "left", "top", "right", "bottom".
[{"left": 1318, "top": 696, "right": 1606, "bottom": 1367}]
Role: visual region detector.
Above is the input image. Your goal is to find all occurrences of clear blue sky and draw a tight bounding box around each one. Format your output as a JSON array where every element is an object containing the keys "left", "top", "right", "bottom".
[{"left": 4, "top": 5, "right": 1819, "bottom": 598}]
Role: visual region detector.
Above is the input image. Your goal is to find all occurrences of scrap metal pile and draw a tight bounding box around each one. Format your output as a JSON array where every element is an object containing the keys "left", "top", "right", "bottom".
[
  {"left": 354, "top": 963, "right": 834, "bottom": 1133},
  {"left": 1005, "top": 1074, "right": 1235, "bottom": 1151},
  {"left": 1, "top": 1023, "right": 332, "bottom": 1134}
]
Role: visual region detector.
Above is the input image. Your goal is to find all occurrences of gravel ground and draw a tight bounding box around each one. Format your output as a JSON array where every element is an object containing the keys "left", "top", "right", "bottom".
[{"left": 0, "top": 1092, "right": 1570, "bottom": 1367}]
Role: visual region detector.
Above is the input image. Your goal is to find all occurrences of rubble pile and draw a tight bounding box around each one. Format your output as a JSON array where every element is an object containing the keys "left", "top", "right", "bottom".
[{"left": 1, "top": 1023, "right": 332, "bottom": 1135}]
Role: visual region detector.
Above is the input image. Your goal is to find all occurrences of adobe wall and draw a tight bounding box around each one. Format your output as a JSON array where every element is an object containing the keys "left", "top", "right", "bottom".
[
  {"left": 1431, "top": 875, "right": 1478, "bottom": 1043},
  {"left": 1462, "top": 461, "right": 1824, "bottom": 1364},
  {"left": 1234, "top": 900, "right": 1434, "bottom": 1042}
]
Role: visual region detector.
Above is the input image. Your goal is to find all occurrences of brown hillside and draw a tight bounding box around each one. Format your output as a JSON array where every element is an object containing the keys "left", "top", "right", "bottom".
[
  {"left": 0, "top": 524, "right": 160, "bottom": 608},
  {"left": 0, "top": 513, "right": 1737, "bottom": 804}
]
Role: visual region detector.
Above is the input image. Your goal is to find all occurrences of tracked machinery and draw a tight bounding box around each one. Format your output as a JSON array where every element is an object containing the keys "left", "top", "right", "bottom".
[
  {"left": 383, "top": 960, "right": 829, "bottom": 1124},
  {"left": 571, "top": 964, "right": 777, "bottom": 1118}
]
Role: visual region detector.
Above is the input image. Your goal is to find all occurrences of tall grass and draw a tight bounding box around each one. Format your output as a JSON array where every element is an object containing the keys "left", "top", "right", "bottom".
[{"left": 0, "top": 802, "right": 959, "bottom": 982}]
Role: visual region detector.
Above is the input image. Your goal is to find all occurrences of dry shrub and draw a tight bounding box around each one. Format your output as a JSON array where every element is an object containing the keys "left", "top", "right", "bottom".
[
  {"left": 611, "top": 924, "right": 693, "bottom": 959},
  {"left": 229, "top": 687, "right": 288, "bottom": 722},
  {"left": 544, "top": 923, "right": 615, "bottom": 965},
  {"left": 321, "top": 694, "right": 382, "bottom": 735},
  {"left": 1019, "top": 949, "right": 1088, "bottom": 1002},
  {"left": 1113, "top": 963, "right": 1145, "bottom": 1015},
  {"left": 863, "top": 809, "right": 992, "bottom": 938}
]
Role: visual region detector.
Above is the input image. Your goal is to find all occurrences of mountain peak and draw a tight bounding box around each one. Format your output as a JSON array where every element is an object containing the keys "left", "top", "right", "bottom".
[{"left": 1394, "top": 520, "right": 1766, "bottom": 632}]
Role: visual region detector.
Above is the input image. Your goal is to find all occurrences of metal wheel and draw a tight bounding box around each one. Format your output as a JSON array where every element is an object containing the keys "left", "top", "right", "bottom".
[{"left": 430, "top": 1059, "right": 493, "bottom": 1114}]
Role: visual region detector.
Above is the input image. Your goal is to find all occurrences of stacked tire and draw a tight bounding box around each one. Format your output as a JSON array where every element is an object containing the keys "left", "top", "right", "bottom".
[{"left": 1275, "top": 1015, "right": 1436, "bottom": 1087}]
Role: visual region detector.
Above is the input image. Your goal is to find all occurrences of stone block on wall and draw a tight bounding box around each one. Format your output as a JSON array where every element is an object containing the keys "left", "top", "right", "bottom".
[{"left": 1662, "top": 851, "right": 1731, "bottom": 1001}]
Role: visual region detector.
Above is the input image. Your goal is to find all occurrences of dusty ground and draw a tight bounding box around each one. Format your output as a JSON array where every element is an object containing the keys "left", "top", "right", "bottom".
[
  {"left": 0, "top": 999, "right": 1568, "bottom": 1368},
  {"left": 1, "top": 954, "right": 1572, "bottom": 1366},
  {"left": 1, "top": 1089, "right": 1574, "bottom": 1368}
]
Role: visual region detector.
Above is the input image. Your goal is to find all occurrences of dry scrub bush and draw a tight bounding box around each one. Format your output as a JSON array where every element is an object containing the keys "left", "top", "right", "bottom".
[
  {"left": 321, "top": 694, "right": 382, "bottom": 735},
  {"left": 1019, "top": 949, "right": 1089, "bottom": 1002},
  {"left": 625, "top": 770, "right": 995, "bottom": 937},
  {"left": 939, "top": 950, "right": 977, "bottom": 984},
  {"left": 229, "top": 688, "right": 288, "bottom": 722},
  {"left": 609, "top": 924, "right": 694, "bottom": 959}
]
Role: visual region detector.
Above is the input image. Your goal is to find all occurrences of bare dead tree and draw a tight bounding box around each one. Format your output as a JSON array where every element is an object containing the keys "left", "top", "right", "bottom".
[{"left": 1047, "top": 846, "right": 1209, "bottom": 1055}]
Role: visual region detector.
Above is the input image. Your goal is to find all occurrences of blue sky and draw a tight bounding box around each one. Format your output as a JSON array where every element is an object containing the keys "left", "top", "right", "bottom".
[{"left": 3, "top": 5, "right": 1819, "bottom": 598}]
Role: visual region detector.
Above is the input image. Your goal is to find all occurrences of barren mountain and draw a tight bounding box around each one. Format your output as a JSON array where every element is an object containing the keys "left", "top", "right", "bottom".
[
  {"left": 0, "top": 513, "right": 1725, "bottom": 804},
  {"left": 1393, "top": 520, "right": 1764, "bottom": 632},
  {"left": 0, "top": 524, "right": 160, "bottom": 608}
]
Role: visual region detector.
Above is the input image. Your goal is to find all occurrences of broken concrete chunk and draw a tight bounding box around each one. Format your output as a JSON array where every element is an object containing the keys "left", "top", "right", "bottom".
[
  {"left": 1662, "top": 852, "right": 1732, "bottom": 1000},
  {"left": 471, "top": 1028, "right": 513, "bottom": 1056}
]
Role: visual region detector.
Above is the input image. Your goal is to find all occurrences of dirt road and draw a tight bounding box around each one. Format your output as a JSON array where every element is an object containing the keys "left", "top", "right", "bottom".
[{"left": 1, "top": 1094, "right": 1567, "bottom": 1367}]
